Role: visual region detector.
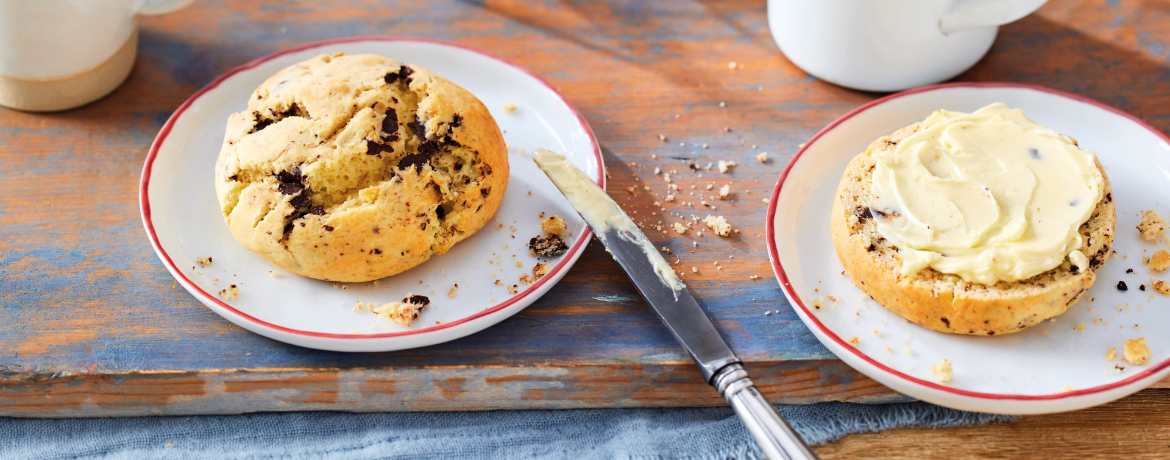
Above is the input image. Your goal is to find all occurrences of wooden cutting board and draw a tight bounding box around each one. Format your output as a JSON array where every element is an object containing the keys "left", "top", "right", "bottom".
[{"left": 2, "top": 0, "right": 1165, "bottom": 417}]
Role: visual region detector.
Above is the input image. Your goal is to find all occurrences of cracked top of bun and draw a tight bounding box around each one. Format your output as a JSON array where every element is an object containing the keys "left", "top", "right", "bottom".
[{"left": 214, "top": 53, "right": 508, "bottom": 282}]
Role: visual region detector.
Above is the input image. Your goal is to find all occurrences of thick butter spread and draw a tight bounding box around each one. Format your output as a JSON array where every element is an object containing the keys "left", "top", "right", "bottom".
[
  {"left": 533, "top": 148, "right": 685, "bottom": 295},
  {"left": 869, "top": 103, "right": 1104, "bottom": 285}
]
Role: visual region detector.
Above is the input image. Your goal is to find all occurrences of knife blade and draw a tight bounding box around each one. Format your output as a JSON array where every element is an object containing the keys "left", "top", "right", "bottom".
[{"left": 533, "top": 148, "right": 819, "bottom": 460}]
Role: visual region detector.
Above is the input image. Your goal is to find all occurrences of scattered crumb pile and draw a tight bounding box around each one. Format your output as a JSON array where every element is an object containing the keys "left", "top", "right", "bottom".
[
  {"left": 519, "top": 262, "right": 551, "bottom": 285},
  {"left": 371, "top": 294, "right": 431, "bottom": 327},
  {"left": 704, "top": 215, "right": 731, "bottom": 237},
  {"left": 1123, "top": 338, "right": 1150, "bottom": 366},
  {"left": 218, "top": 284, "right": 239, "bottom": 300},
  {"left": 1134, "top": 210, "right": 1170, "bottom": 295},
  {"left": 930, "top": 359, "right": 953, "bottom": 384},
  {"left": 530, "top": 215, "right": 569, "bottom": 257}
]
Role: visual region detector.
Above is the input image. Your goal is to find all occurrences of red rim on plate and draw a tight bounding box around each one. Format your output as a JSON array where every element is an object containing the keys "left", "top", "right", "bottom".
[
  {"left": 139, "top": 36, "right": 604, "bottom": 340},
  {"left": 765, "top": 81, "right": 1170, "bottom": 401}
]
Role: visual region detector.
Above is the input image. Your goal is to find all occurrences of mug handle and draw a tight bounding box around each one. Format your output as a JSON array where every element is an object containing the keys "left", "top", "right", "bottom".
[
  {"left": 939, "top": 0, "right": 1049, "bottom": 34},
  {"left": 135, "top": 0, "right": 196, "bottom": 16}
]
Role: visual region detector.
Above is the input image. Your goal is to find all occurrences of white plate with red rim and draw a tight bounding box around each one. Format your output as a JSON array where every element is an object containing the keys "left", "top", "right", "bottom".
[
  {"left": 767, "top": 82, "right": 1170, "bottom": 414},
  {"left": 140, "top": 36, "right": 603, "bottom": 352}
]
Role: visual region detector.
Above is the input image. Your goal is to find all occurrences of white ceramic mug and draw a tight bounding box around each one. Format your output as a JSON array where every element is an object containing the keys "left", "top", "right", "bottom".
[
  {"left": 768, "top": 0, "right": 1049, "bottom": 92},
  {"left": 0, "top": 0, "right": 195, "bottom": 112}
]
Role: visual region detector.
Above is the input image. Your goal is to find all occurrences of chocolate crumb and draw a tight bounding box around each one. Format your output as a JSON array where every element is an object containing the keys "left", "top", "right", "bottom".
[
  {"left": 404, "top": 294, "right": 430, "bottom": 307},
  {"left": 1117, "top": 281, "right": 1128, "bottom": 291},
  {"left": 529, "top": 235, "right": 569, "bottom": 257}
]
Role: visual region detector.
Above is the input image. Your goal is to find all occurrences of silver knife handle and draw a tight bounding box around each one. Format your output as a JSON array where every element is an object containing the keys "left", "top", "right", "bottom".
[{"left": 712, "top": 364, "right": 820, "bottom": 460}]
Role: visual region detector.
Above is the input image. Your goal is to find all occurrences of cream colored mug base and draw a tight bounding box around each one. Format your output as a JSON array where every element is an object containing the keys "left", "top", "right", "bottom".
[{"left": 0, "top": 29, "right": 137, "bottom": 112}]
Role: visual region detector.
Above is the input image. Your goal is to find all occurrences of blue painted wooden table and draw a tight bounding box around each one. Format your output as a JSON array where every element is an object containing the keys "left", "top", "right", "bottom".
[{"left": 3, "top": 0, "right": 1166, "bottom": 416}]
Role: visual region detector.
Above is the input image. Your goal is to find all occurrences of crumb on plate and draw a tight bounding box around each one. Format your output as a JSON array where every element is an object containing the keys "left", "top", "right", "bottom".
[
  {"left": 196, "top": 256, "right": 213, "bottom": 267},
  {"left": 1152, "top": 278, "right": 1170, "bottom": 295},
  {"left": 374, "top": 294, "right": 430, "bottom": 326},
  {"left": 1124, "top": 338, "right": 1150, "bottom": 366},
  {"left": 541, "top": 215, "right": 567, "bottom": 236},
  {"left": 930, "top": 359, "right": 953, "bottom": 384},
  {"left": 530, "top": 235, "right": 568, "bottom": 257},
  {"left": 218, "top": 284, "right": 239, "bottom": 301},
  {"left": 1148, "top": 250, "right": 1170, "bottom": 271},
  {"left": 1137, "top": 210, "right": 1168, "bottom": 243}
]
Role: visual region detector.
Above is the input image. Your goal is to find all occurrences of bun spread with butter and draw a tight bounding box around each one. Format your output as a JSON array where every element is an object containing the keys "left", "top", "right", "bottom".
[{"left": 831, "top": 103, "right": 1115, "bottom": 336}]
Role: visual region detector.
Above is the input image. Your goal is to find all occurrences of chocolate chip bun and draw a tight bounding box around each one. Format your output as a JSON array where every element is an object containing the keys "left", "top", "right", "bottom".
[
  {"left": 214, "top": 53, "right": 507, "bottom": 282},
  {"left": 830, "top": 123, "right": 1115, "bottom": 336}
]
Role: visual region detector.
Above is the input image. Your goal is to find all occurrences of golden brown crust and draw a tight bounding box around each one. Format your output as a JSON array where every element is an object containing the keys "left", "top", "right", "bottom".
[
  {"left": 214, "top": 53, "right": 508, "bottom": 282},
  {"left": 830, "top": 123, "right": 1115, "bottom": 336}
]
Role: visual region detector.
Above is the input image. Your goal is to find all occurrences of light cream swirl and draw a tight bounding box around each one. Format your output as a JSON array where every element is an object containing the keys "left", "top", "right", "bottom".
[{"left": 869, "top": 103, "right": 1104, "bottom": 285}]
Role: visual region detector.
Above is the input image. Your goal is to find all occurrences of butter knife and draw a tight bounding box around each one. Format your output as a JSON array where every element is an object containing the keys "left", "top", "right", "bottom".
[{"left": 533, "top": 148, "right": 819, "bottom": 460}]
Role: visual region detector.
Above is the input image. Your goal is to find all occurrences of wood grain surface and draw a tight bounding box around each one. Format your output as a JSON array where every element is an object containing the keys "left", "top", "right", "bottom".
[
  {"left": 819, "top": 388, "right": 1170, "bottom": 459},
  {"left": 0, "top": 0, "right": 1168, "bottom": 422}
]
